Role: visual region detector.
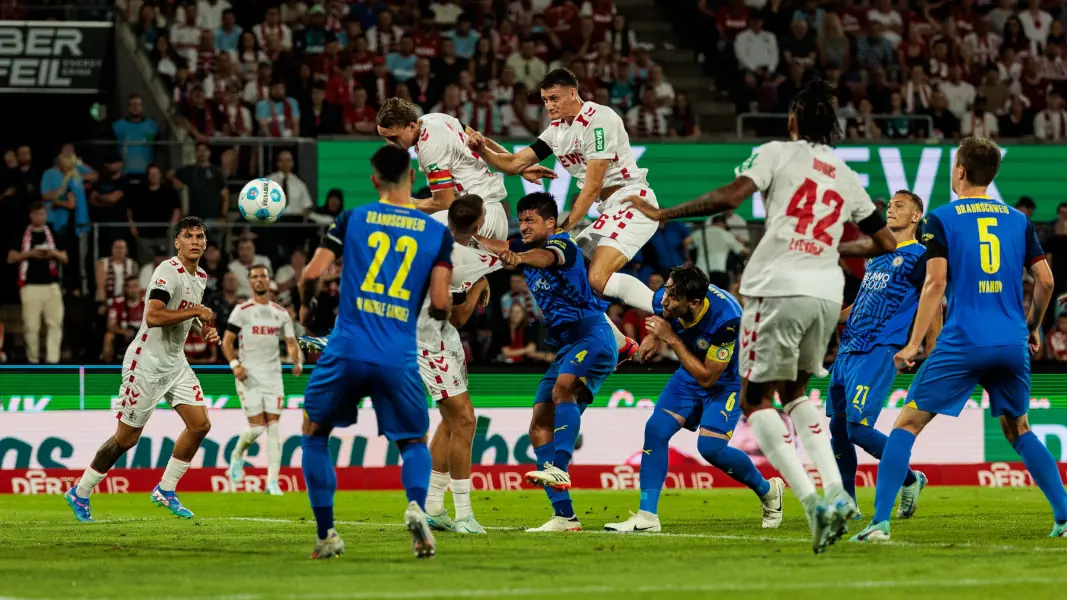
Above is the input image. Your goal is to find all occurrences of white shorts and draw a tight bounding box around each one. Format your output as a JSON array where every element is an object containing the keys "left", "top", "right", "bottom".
[
  {"left": 430, "top": 200, "right": 509, "bottom": 241},
  {"left": 573, "top": 184, "right": 660, "bottom": 261},
  {"left": 738, "top": 296, "right": 838, "bottom": 383},
  {"left": 237, "top": 376, "right": 284, "bottom": 417},
  {"left": 417, "top": 343, "right": 468, "bottom": 402},
  {"left": 115, "top": 364, "right": 206, "bottom": 428}
]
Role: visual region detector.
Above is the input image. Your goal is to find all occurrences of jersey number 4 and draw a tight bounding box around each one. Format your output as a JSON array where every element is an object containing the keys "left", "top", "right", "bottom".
[
  {"left": 361, "top": 232, "right": 418, "bottom": 300},
  {"left": 786, "top": 178, "right": 844, "bottom": 245}
]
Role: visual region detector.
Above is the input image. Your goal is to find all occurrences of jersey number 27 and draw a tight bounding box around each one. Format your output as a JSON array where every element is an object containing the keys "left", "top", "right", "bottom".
[
  {"left": 361, "top": 231, "right": 418, "bottom": 300},
  {"left": 786, "top": 178, "right": 845, "bottom": 245}
]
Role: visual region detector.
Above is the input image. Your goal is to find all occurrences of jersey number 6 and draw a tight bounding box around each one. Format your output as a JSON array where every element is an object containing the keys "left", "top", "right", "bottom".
[
  {"left": 786, "top": 178, "right": 845, "bottom": 245},
  {"left": 361, "top": 231, "right": 418, "bottom": 300}
]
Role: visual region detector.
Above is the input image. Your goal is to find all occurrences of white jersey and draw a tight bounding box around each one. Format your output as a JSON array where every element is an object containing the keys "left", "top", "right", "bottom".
[
  {"left": 737, "top": 140, "right": 877, "bottom": 304},
  {"left": 415, "top": 113, "right": 506, "bottom": 206},
  {"left": 227, "top": 299, "right": 295, "bottom": 377},
  {"left": 536, "top": 101, "right": 648, "bottom": 203},
  {"left": 124, "top": 258, "right": 208, "bottom": 376},
  {"left": 417, "top": 242, "right": 503, "bottom": 351}
]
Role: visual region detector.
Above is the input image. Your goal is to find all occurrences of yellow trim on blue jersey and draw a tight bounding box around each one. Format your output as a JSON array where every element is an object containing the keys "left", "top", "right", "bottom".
[
  {"left": 680, "top": 298, "right": 710, "bottom": 329},
  {"left": 708, "top": 342, "right": 735, "bottom": 363},
  {"left": 897, "top": 239, "right": 919, "bottom": 249},
  {"left": 379, "top": 198, "right": 417, "bottom": 209},
  {"left": 957, "top": 195, "right": 992, "bottom": 200}
]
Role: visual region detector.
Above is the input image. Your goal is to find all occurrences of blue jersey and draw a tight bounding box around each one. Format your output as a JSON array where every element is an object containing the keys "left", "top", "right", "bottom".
[
  {"left": 652, "top": 284, "right": 742, "bottom": 390},
  {"left": 510, "top": 233, "right": 609, "bottom": 344},
  {"left": 839, "top": 240, "right": 927, "bottom": 354},
  {"left": 322, "top": 201, "right": 453, "bottom": 364},
  {"left": 922, "top": 198, "right": 1044, "bottom": 348}
]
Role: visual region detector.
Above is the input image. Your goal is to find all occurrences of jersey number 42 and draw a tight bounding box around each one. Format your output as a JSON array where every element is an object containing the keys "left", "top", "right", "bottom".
[{"left": 786, "top": 178, "right": 845, "bottom": 245}]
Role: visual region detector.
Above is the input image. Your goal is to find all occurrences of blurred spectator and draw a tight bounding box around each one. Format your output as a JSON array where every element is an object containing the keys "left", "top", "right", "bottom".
[
  {"left": 964, "top": 18, "right": 1002, "bottom": 71},
  {"left": 1035, "top": 91, "right": 1067, "bottom": 140},
  {"left": 1000, "top": 94, "right": 1036, "bottom": 137},
  {"left": 309, "top": 188, "right": 344, "bottom": 225},
  {"left": 607, "top": 13, "right": 638, "bottom": 58},
  {"left": 185, "top": 329, "right": 218, "bottom": 363},
  {"left": 200, "top": 243, "right": 226, "bottom": 293},
  {"left": 221, "top": 87, "right": 253, "bottom": 137},
  {"left": 734, "top": 13, "right": 778, "bottom": 87},
  {"left": 927, "top": 39, "right": 951, "bottom": 84},
  {"left": 170, "top": 3, "right": 205, "bottom": 67},
  {"left": 507, "top": 39, "right": 548, "bottom": 90},
  {"left": 904, "top": 66, "right": 933, "bottom": 114},
  {"left": 253, "top": 6, "right": 293, "bottom": 51},
  {"left": 275, "top": 247, "right": 306, "bottom": 307},
  {"left": 1020, "top": 0, "right": 1052, "bottom": 50},
  {"left": 867, "top": 0, "right": 903, "bottom": 47},
  {"left": 129, "top": 165, "right": 181, "bottom": 264},
  {"left": 1003, "top": 17, "right": 1030, "bottom": 56},
  {"left": 345, "top": 87, "right": 380, "bottom": 135},
  {"left": 961, "top": 95, "right": 999, "bottom": 138},
  {"left": 819, "top": 13, "right": 849, "bottom": 72},
  {"left": 138, "top": 246, "right": 169, "bottom": 291},
  {"left": 366, "top": 57, "right": 397, "bottom": 109},
  {"left": 134, "top": 4, "right": 165, "bottom": 54},
  {"left": 308, "top": 34, "right": 343, "bottom": 79},
  {"left": 269, "top": 151, "right": 314, "bottom": 224},
  {"left": 413, "top": 11, "right": 444, "bottom": 59},
  {"left": 432, "top": 84, "right": 469, "bottom": 120},
  {"left": 112, "top": 94, "right": 159, "bottom": 178},
  {"left": 777, "top": 61, "right": 808, "bottom": 112},
  {"left": 646, "top": 220, "right": 690, "bottom": 274},
  {"left": 229, "top": 238, "right": 271, "bottom": 298},
  {"left": 978, "top": 68, "right": 1011, "bottom": 116},
  {"left": 881, "top": 91, "right": 914, "bottom": 139},
  {"left": 847, "top": 98, "right": 882, "bottom": 139},
  {"left": 501, "top": 271, "right": 541, "bottom": 324},
  {"left": 576, "top": 16, "right": 604, "bottom": 63},
  {"left": 1046, "top": 314, "right": 1067, "bottom": 361},
  {"left": 102, "top": 276, "right": 144, "bottom": 363},
  {"left": 1019, "top": 57, "right": 1050, "bottom": 113},
  {"left": 1016, "top": 197, "right": 1036, "bottom": 220},
  {"left": 626, "top": 88, "right": 669, "bottom": 137},
  {"left": 236, "top": 37, "right": 269, "bottom": 85},
  {"left": 95, "top": 239, "right": 137, "bottom": 310},
  {"left": 208, "top": 269, "right": 241, "bottom": 334},
  {"left": 688, "top": 216, "right": 746, "bottom": 289},
  {"left": 495, "top": 302, "right": 542, "bottom": 364},
  {"left": 215, "top": 9, "right": 241, "bottom": 53},
  {"left": 89, "top": 156, "right": 128, "bottom": 249},
  {"left": 404, "top": 59, "right": 437, "bottom": 113},
  {"left": 644, "top": 65, "right": 674, "bottom": 106},
  {"left": 471, "top": 37, "right": 498, "bottom": 84},
  {"left": 431, "top": 0, "right": 464, "bottom": 27},
  {"left": 941, "top": 66, "right": 977, "bottom": 119},
  {"left": 898, "top": 27, "right": 927, "bottom": 77},
  {"left": 301, "top": 81, "right": 344, "bottom": 137},
  {"left": 782, "top": 17, "right": 817, "bottom": 72},
  {"left": 171, "top": 142, "right": 229, "bottom": 220},
  {"left": 997, "top": 46, "right": 1023, "bottom": 85},
  {"left": 184, "top": 85, "right": 223, "bottom": 142},
  {"left": 203, "top": 53, "right": 242, "bottom": 106},
  {"left": 387, "top": 34, "right": 419, "bottom": 82},
  {"left": 0, "top": 146, "right": 38, "bottom": 233},
  {"left": 1041, "top": 42, "right": 1067, "bottom": 82},
  {"left": 256, "top": 82, "right": 301, "bottom": 138},
  {"left": 367, "top": 10, "right": 403, "bottom": 55},
  {"left": 451, "top": 14, "right": 481, "bottom": 60},
  {"left": 468, "top": 83, "right": 505, "bottom": 136},
  {"left": 583, "top": 0, "right": 615, "bottom": 38},
  {"left": 856, "top": 22, "right": 895, "bottom": 76},
  {"left": 151, "top": 35, "right": 183, "bottom": 88},
  {"left": 866, "top": 67, "right": 893, "bottom": 113},
  {"left": 989, "top": 0, "right": 1016, "bottom": 36},
  {"left": 501, "top": 82, "right": 540, "bottom": 136},
  {"left": 668, "top": 93, "right": 701, "bottom": 138},
  {"left": 9, "top": 202, "right": 66, "bottom": 364},
  {"left": 299, "top": 5, "right": 330, "bottom": 55},
  {"left": 40, "top": 150, "right": 90, "bottom": 239},
  {"left": 195, "top": 28, "right": 219, "bottom": 76}
]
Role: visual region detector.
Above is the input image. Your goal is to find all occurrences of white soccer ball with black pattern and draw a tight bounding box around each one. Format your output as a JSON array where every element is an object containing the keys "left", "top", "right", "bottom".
[{"left": 237, "top": 178, "right": 287, "bottom": 223}]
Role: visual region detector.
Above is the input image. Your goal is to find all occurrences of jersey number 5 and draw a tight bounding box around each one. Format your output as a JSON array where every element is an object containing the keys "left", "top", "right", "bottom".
[
  {"left": 361, "top": 232, "right": 418, "bottom": 300},
  {"left": 786, "top": 178, "right": 844, "bottom": 245},
  {"left": 978, "top": 217, "right": 1001, "bottom": 274}
]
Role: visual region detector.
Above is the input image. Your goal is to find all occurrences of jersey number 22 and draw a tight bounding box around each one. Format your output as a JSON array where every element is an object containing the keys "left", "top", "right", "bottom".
[{"left": 361, "top": 231, "right": 418, "bottom": 300}]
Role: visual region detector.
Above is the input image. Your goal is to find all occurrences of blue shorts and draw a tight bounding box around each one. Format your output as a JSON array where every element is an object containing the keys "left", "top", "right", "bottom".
[
  {"left": 908, "top": 344, "right": 1030, "bottom": 418},
  {"left": 826, "top": 346, "right": 898, "bottom": 425},
  {"left": 302, "top": 350, "right": 429, "bottom": 441},
  {"left": 657, "top": 372, "right": 741, "bottom": 435},
  {"left": 533, "top": 324, "right": 617, "bottom": 405}
]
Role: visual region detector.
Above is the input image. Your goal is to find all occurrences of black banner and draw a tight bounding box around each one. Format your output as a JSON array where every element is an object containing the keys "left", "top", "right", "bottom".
[{"left": 0, "top": 21, "right": 113, "bottom": 93}]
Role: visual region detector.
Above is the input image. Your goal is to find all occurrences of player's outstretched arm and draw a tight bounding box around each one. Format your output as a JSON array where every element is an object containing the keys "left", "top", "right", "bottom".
[
  {"left": 627, "top": 177, "right": 758, "bottom": 223},
  {"left": 472, "top": 131, "right": 558, "bottom": 183},
  {"left": 468, "top": 132, "right": 541, "bottom": 175},
  {"left": 473, "top": 234, "right": 509, "bottom": 256},
  {"left": 838, "top": 225, "right": 897, "bottom": 257},
  {"left": 558, "top": 159, "right": 609, "bottom": 232},
  {"left": 450, "top": 277, "right": 489, "bottom": 328},
  {"left": 414, "top": 187, "right": 456, "bottom": 215},
  {"left": 428, "top": 264, "right": 453, "bottom": 321},
  {"left": 145, "top": 299, "right": 212, "bottom": 328},
  {"left": 512, "top": 248, "right": 561, "bottom": 269}
]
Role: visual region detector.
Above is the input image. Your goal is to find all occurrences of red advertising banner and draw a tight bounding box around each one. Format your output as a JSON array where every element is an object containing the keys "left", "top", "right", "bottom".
[{"left": 2, "top": 462, "right": 1061, "bottom": 495}]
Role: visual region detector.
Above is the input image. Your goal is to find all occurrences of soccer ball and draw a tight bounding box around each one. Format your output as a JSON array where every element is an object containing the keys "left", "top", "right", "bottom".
[{"left": 237, "top": 178, "right": 287, "bottom": 223}]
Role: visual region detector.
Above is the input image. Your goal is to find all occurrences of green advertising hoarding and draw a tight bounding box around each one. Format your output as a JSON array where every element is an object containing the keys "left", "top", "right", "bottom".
[
  {"left": 319, "top": 141, "right": 1065, "bottom": 221},
  {"left": 984, "top": 408, "right": 1067, "bottom": 461},
  {"left": 2, "top": 368, "right": 1065, "bottom": 411}
]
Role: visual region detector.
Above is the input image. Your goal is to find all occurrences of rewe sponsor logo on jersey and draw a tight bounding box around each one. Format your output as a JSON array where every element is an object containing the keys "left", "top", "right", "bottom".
[{"left": 0, "top": 22, "right": 112, "bottom": 92}]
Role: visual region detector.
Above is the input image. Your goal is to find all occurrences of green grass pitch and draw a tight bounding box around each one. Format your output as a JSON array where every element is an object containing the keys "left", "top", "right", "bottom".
[{"left": 1, "top": 487, "right": 1066, "bottom": 599}]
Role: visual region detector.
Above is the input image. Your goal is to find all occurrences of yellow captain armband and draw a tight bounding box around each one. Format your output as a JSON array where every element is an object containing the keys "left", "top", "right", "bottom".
[{"left": 708, "top": 342, "right": 735, "bottom": 363}]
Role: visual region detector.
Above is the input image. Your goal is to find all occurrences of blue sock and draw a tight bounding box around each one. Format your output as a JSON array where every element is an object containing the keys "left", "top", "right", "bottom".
[
  {"left": 830, "top": 415, "right": 857, "bottom": 501},
  {"left": 534, "top": 442, "right": 573, "bottom": 518},
  {"left": 553, "top": 402, "right": 582, "bottom": 468},
  {"left": 849, "top": 422, "right": 917, "bottom": 486},
  {"left": 399, "top": 442, "right": 431, "bottom": 510},
  {"left": 301, "top": 435, "right": 336, "bottom": 539},
  {"left": 697, "top": 434, "right": 770, "bottom": 497},
  {"left": 872, "top": 429, "right": 916, "bottom": 524},
  {"left": 1012, "top": 431, "right": 1067, "bottom": 523},
  {"left": 638, "top": 410, "right": 680, "bottom": 514}
]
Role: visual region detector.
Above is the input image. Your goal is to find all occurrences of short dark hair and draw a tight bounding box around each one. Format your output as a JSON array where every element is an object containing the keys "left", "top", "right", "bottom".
[
  {"left": 665, "top": 266, "right": 710, "bottom": 303},
  {"left": 956, "top": 137, "right": 1001, "bottom": 186},
  {"left": 1016, "top": 196, "right": 1036, "bottom": 210},
  {"left": 893, "top": 189, "right": 924, "bottom": 212},
  {"left": 195, "top": 141, "right": 211, "bottom": 152},
  {"left": 128, "top": 93, "right": 141, "bottom": 101},
  {"left": 539, "top": 68, "right": 579, "bottom": 91},
  {"left": 175, "top": 216, "right": 206, "bottom": 239},
  {"left": 449, "top": 194, "right": 484, "bottom": 232},
  {"left": 790, "top": 79, "right": 842, "bottom": 146},
  {"left": 28, "top": 201, "right": 45, "bottom": 213},
  {"left": 1057, "top": 202, "right": 1067, "bottom": 212},
  {"left": 370, "top": 144, "right": 412, "bottom": 186},
  {"left": 376, "top": 97, "right": 420, "bottom": 128},
  {"left": 124, "top": 275, "right": 140, "bottom": 286},
  {"left": 249, "top": 264, "right": 271, "bottom": 277},
  {"left": 516, "top": 192, "right": 558, "bottom": 221}
]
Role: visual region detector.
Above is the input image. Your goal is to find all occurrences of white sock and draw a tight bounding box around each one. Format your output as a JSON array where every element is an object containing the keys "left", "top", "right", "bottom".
[
  {"left": 785, "top": 397, "right": 844, "bottom": 492},
  {"left": 76, "top": 467, "right": 106, "bottom": 498},
  {"left": 451, "top": 478, "right": 473, "bottom": 520},
  {"left": 603, "top": 313, "right": 627, "bottom": 348},
  {"left": 427, "top": 470, "right": 449, "bottom": 515},
  {"left": 266, "top": 422, "right": 281, "bottom": 483},
  {"left": 747, "top": 408, "right": 816, "bottom": 500},
  {"left": 603, "top": 272, "right": 655, "bottom": 312},
  {"left": 232, "top": 425, "right": 265, "bottom": 461},
  {"left": 158, "top": 457, "right": 191, "bottom": 492}
]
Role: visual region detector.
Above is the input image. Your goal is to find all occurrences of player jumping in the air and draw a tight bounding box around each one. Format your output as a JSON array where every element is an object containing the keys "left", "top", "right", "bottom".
[
  {"left": 418, "top": 194, "right": 502, "bottom": 534},
  {"left": 467, "top": 68, "right": 658, "bottom": 363},
  {"left": 223, "top": 265, "right": 302, "bottom": 495},
  {"left": 65, "top": 217, "right": 220, "bottom": 522},
  {"left": 297, "top": 144, "right": 454, "bottom": 559},
  {"left": 625, "top": 81, "right": 898, "bottom": 553},
  {"left": 375, "top": 97, "right": 555, "bottom": 240},
  {"left": 476, "top": 192, "right": 618, "bottom": 532},
  {"left": 831, "top": 190, "right": 941, "bottom": 519},
  {"left": 603, "top": 266, "right": 784, "bottom": 533},
  {"left": 854, "top": 138, "right": 1067, "bottom": 542}
]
